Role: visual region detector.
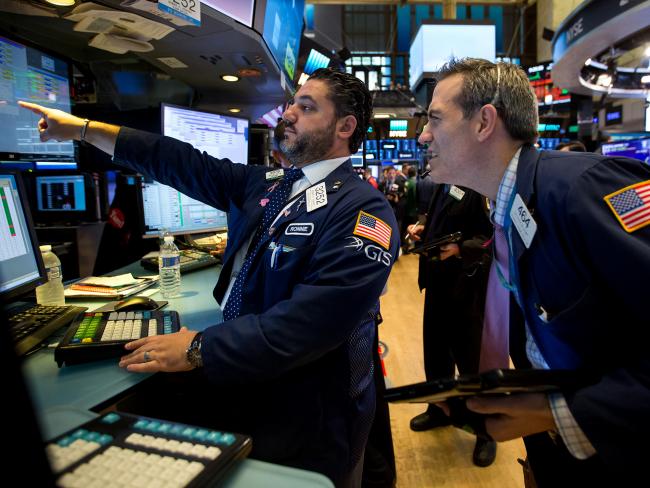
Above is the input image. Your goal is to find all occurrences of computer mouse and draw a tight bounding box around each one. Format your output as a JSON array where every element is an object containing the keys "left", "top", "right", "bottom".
[{"left": 114, "top": 296, "right": 160, "bottom": 312}]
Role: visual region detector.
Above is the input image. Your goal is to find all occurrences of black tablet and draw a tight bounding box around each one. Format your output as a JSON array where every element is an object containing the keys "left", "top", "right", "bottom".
[
  {"left": 405, "top": 231, "right": 462, "bottom": 255},
  {"left": 384, "top": 369, "right": 594, "bottom": 404}
]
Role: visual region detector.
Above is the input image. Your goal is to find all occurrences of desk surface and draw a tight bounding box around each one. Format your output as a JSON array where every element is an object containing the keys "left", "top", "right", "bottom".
[{"left": 23, "top": 261, "right": 333, "bottom": 488}]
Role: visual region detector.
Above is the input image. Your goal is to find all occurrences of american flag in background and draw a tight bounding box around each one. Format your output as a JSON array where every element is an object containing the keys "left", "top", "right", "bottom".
[
  {"left": 604, "top": 180, "right": 650, "bottom": 232},
  {"left": 353, "top": 211, "right": 392, "bottom": 249}
]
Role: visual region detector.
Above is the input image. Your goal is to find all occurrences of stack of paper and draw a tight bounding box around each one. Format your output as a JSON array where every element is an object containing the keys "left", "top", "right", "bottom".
[{"left": 65, "top": 273, "right": 159, "bottom": 299}]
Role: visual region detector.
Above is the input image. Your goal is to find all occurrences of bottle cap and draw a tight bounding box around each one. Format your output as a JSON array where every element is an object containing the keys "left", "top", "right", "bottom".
[
  {"left": 39, "top": 245, "right": 52, "bottom": 252},
  {"left": 164, "top": 236, "right": 174, "bottom": 243}
]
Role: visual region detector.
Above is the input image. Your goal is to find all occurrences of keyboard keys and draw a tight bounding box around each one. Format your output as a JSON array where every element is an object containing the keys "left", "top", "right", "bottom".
[{"left": 47, "top": 412, "right": 251, "bottom": 488}]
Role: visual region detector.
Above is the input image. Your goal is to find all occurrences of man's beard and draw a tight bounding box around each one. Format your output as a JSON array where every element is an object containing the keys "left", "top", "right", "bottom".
[{"left": 280, "top": 121, "right": 336, "bottom": 167}]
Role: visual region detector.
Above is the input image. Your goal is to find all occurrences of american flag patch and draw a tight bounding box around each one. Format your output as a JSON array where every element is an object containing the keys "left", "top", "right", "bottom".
[
  {"left": 353, "top": 211, "right": 392, "bottom": 249},
  {"left": 604, "top": 180, "right": 650, "bottom": 232}
]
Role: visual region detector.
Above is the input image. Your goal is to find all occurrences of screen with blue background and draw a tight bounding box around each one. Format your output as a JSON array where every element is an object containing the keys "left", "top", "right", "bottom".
[
  {"left": 602, "top": 138, "right": 650, "bottom": 165},
  {"left": 262, "top": 0, "right": 305, "bottom": 81},
  {"left": 303, "top": 49, "right": 330, "bottom": 75},
  {"left": 0, "top": 35, "right": 74, "bottom": 161}
]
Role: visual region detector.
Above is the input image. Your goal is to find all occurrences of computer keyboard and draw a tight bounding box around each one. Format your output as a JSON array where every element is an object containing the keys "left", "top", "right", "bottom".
[
  {"left": 140, "top": 249, "right": 219, "bottom": 275},
  {"left": 9, "top": 304, "right": 88, "bottom": 356},
  {"left": 46, "top": 411, "right": 252, "bottom": 488},
  {"left": 55, "top": 310, "right": 181, "bottom": 367}
]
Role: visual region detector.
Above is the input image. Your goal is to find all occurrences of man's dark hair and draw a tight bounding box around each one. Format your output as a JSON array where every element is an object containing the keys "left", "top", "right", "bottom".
[
  {"left": 555, "top": 140, "right": 586, "bottom": 152},
  {"left": 308, "top": 68, "right": 373, "bottom": 153}
]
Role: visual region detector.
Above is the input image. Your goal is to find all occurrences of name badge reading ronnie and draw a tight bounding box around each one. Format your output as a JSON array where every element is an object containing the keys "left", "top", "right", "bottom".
[
  {"left": 449, "top": 185, "right": 465, "bottom": 201},
  {"left": 306, "top": 182, "right": 328, "bottom": 212},
  {"left": 510, "top": 193, "right": 537, "bottom": 248},
  {"left": 266, "top": 169, "right": 284, "bottom": 181}
]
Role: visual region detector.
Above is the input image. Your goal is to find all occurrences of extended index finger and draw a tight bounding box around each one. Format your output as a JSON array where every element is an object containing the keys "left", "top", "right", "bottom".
[{"left": 18, "top": 100, "right": 47, "bottom": 116}]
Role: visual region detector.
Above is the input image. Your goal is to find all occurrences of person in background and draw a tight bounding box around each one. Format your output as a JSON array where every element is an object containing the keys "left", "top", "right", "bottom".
[
  {"left": 402, "top": 166, "right": 418, "bottom": 250},
  {"left": 379, "top": 166, "right": 406, "bottom": 243},
  {"left": 364, "top": 168, "right": 379, "bottom": 189},
  {"left": 20, "top": 67, "right": 399, "bottom": 488},
  {"left": 555, "top": 140, "right": 586, "bottom": 152},
  {"left": 406, "top": 183, "right": 495, "bottom": 466},
  {"left": 418, "top": 57, "right": 649, "bottom": 486}
]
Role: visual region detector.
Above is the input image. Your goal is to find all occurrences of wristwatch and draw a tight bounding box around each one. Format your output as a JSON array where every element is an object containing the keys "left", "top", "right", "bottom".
[{"left": 186, "top": 332, "right": 203, "bottom": 369}]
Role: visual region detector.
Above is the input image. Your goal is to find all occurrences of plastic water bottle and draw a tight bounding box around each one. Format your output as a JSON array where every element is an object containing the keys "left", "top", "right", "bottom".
[
  {"left": 159, "top": 235, "right": 181, "bottom": 298},
  {"left": 35, "top": 245, "right": 65, "bottom": 306}
]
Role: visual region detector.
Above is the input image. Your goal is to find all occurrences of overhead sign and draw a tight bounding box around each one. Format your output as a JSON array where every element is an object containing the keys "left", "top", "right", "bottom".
[{"left": 159, "top": 0, "right": 201, "bottom": 26}]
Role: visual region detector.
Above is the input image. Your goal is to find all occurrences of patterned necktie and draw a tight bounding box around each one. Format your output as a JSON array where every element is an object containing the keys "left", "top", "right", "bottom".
[
  {"left": 223, "top": 167, "right": 304, "bottom": 321},
  {"left": 479, "top": 224, "right": 511, "bottom": 372}
]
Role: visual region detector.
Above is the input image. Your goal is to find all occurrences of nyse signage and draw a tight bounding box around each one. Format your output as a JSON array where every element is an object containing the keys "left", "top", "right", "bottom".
[
  {"left": 605, "top": 105, "right": 623, "bottom": 127},
  {"left": 552, "top": 0, "right": 645, "bottom": 60}
]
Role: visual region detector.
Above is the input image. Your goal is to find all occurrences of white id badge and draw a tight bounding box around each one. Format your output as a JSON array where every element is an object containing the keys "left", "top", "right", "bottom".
[
  {"left": 306, "top": 182, "right": 328, "bottom": 212},
  {"left": 510, "top": 193, "right": 537, "bottom": 248},
  {"left": 449, "top": 185, "right": 465, "bottom": 201}
]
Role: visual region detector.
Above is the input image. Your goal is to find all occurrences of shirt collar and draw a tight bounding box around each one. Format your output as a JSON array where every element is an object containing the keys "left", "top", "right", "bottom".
[
  {"left": 492, "top": 147, "right": 523, "bottom": 227},
  {"left": 300, "top": 156, "right": 349, "bottom": 186}
]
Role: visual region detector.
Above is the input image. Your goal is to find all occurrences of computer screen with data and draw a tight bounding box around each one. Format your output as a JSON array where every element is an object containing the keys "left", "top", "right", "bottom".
[
  {"left": 602, "top": 138, "right": 650, "bottom": 165},
  {"left": 0, "top": 35, "right": 75, "bottom": 162},
  {"left": 0, "top": 171, "right": 45, "bottom": 301},
  {"left": 161, "top": 104, "right": 249, "bottom": 164},
  {"left": 143, "top": 104, "right": 245, "bottom": 238},
  {"left": 141, "top": 180, "right": 228, "bottom": 237},
  {"left": 35, "top": 174, "right": 86, "bottom": 212}
]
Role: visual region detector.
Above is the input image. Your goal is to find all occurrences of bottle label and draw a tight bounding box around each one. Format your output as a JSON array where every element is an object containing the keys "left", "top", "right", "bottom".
[
  {"left": 47, "top": 266, "right": 61, "bottom": 280},
  {"left": 161, "top": 256, "right": 180, "bottom": 267}
]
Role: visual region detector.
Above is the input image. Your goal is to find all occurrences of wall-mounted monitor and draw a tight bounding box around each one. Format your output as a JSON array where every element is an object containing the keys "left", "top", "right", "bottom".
[
  {"left": 303, "top": 48, "right": 331, "bottom": 75},
  {"left": 526, "top": 62, "right": 571, "bottom": 110},
  {"left": 161, "top": 104, "right": 249, "bottom": 163},
  {"left": 350, "top": 147, "right": 364, "bottom": 167},
  {"left": 260, "top": 0, "right": 305, "bottom": 82},
  {"left": 0, "top": 35, "right": 74, "bottom": 162},
  {"left": 0, "top": 171, "right": 46, "bottom": 302},
  {"left": 602, "top": 138, "right": 650, "bottom": 165},
  {"left": 389, "top": 119, "right": 408, "bottom": 138},
  {"left": 409, "top": 22, "right": 495, "bottom": 90}
]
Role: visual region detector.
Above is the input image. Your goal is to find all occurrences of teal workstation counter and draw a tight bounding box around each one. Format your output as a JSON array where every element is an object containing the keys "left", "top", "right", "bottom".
[{"left": 22, "top": 261, "right": 333, "bottom": 488}]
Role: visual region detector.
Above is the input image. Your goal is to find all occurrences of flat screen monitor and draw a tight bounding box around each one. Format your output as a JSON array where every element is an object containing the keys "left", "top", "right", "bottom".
[
  {"left": 261, "top": 0, "right": 305, "bottom": 82},
  {"left": 161, "top": 104, "right": 249, "bottom": 163},
  {"left": 201, "top": 0, "right": 254, "bottom": 27},
  {"left": 141, "top": 180, "right": 228, "bottom": 238},
  {"left": 380, "top": 139, "right": 418, "bottom": 161},
  {"left": 303, "top": 48, "right": 331, "bottom": 75},
  {"left": 30, "top": 171, "right": 100, "bottom": 224},
  {"left": 350, "top": 147, "right": 364, "bottom": 167},
  {"left": 409, "top": 23, "right": 495, "bottom": 90},
  {"left": 0, "top": 170, "right": 46, "bottom": 301},
  {"left": 602, "top": 138, "right": 650, "bottom": 165},
  {"left": 0, "top": 35, "right": 74, "bottom": 162},
  {"left": 142, "top": 104, "right": 242, "bottom": 238},
  {"left": 389, "top": 119, "right": 408, "bottom": 138}
]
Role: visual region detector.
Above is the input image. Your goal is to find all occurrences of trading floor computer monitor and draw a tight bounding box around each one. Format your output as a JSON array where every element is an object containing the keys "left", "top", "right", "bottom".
[
  {"left": 0, "top": 170, "right": 46, "bottom": 302},
  {"left": 0, "top": 34, "right": 75, "bottom": 163},
  {"left": 140, "top": 104, "right": 249, "bottom": 238},
  {"left": 602, "top": 138, "right": 650, "bottom": 165},
  {"left": 30, "top": 171, "right": 101, "bottom": 224}
]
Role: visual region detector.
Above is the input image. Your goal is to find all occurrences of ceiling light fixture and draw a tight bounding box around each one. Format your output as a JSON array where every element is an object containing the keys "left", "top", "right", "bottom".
[
  {"left": 221, "top": 75, "right": 239, "bottom": 82},
  {"left": 45, "top": 0, "right": 76, "bottom": 5},
  {"left": 228, "top": 108, "right": 241, "bottom": 113},
  {"left": 373, "top": 114, "right": 391, "bottom": 119}
]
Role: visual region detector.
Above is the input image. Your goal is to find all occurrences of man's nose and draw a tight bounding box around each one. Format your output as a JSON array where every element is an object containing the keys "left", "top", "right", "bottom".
[{"left": 418, "top": 126, "right": 431, "bottom": 145}]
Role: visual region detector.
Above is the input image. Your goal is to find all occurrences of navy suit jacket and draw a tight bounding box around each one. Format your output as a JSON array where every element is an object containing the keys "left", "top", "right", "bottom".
[
  {"left": 510, "top": 145, "right": 650, "bottom": 476},
  {"left": 113, "top": 128, "right": 399, "bottom": 484}
]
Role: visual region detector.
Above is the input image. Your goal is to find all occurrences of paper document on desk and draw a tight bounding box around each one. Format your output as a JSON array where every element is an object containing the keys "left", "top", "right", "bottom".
[{"left": 65, "top": 275, "right": 159, "bottom": 299}]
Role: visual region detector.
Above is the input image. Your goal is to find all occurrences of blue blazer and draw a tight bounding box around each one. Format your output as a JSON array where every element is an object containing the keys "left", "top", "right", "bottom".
[
  {"left": 510, "top": 145, "right": 650, "bottom": 476},
  {"left": 114, "top": 128, "right": 399, "bottom": 484}
]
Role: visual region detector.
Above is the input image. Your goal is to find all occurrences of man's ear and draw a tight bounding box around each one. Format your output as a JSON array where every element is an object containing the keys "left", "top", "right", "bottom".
[
  {"left": 337, "top": 115, "right": 357, "bottom": 141},
  {"left": 476, "top": 104, "right": 498, "bottom": 142}
]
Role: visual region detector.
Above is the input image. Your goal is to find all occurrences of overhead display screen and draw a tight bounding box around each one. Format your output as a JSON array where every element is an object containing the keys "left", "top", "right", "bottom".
[{"left": 262, "top": 0, "right": 305, "bottom": 82}]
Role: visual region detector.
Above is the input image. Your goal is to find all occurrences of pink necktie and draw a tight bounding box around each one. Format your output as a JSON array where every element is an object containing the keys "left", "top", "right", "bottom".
[{"left": 479, "top": 225, "right": 511, "bottom": 372}]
